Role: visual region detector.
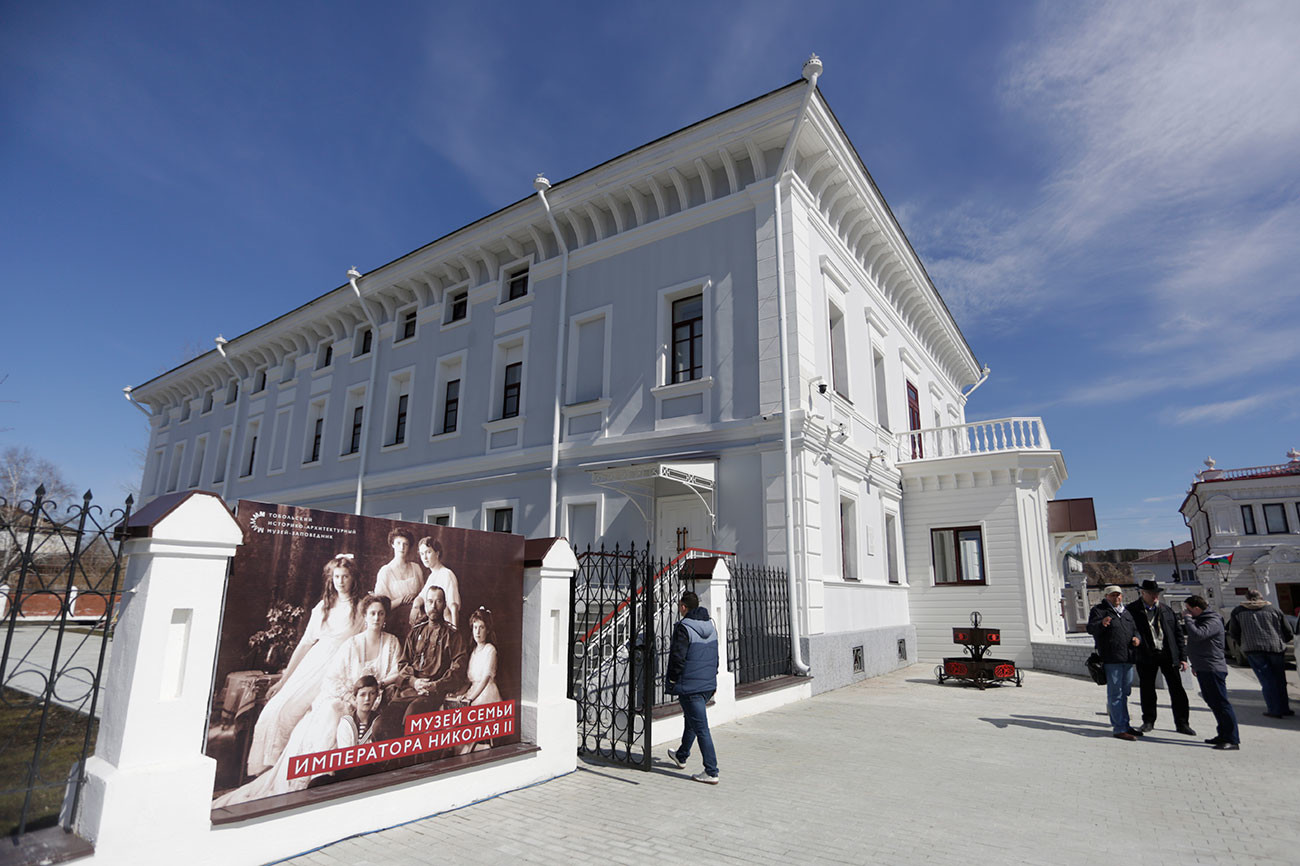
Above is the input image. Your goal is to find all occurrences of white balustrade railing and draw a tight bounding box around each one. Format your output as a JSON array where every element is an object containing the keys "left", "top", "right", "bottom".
[{"left": 894, "top": 417, "right": 1052, "bottom": 462}]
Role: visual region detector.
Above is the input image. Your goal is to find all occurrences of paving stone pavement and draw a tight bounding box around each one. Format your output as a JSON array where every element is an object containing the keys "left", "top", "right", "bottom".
[{"left": 276, "top": 666, "right": 1299, "bottom": 866}]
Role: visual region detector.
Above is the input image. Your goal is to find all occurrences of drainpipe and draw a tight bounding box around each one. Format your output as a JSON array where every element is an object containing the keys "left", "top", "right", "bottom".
[
  {"left": 349, "top": 268, "right": 383, "bottom": 516},
  {"left": 534, "top": 175, "right": 571, "bottom": 538},
  {"left": 962, "top": 364, "right": 991, "bottom": 400},
  {"left": 215, "top": 335, "right": 243, "bottom": 503},
  {"left": 121, "top": 387, "right": 153, "bottom": 418},
  {"left": 771, "top": 54, "right": 822, "bottom": 676}
]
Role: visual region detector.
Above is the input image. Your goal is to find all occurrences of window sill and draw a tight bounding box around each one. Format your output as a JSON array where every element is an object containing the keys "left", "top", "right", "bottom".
[
  {"left": 440, "top": 316, "right": 469, "bottom": 332},
  {"left": 483, "top": 415, "right": 525, "bottom": 433},
  {"left": 651, "top": 376, "right": 714, "bottom": 399},
  {"left": 430, "top": 429, "right": 462, "bottom": 442},
  {"left": 393, "top": 336, "right": 417, "bottom": 348},
  {"left": 339, "top": 451, "right": 361, "bottom": 462},
  {"left": 380, "top": 441, "right": 409, "bottom": 454},
  {"left": 351, "top": 351, "right": 372, "bottom": 364},
  {"left": 301, "top": 459, "right": 322, "bottom": 469},
  {"left": 562, "top": 398, "right": 611, "bottom": 414},
  {"left": 932, "top": 581, "right": 988, "bottom": 587},
  {"left": 494, "top": 294, "right": 533, "bottom": 315}
]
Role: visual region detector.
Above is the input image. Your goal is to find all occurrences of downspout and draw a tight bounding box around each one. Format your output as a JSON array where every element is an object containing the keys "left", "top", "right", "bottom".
[
  {"left": 772, "top": 54, "right": 822, "bottom": 676},
  {"left": 214, "top": 335, "right": 243, "bottom": 503},
  {"left": 962, "top": 364, "right": 991, "bottom": 400},
  {"left": 121, "top": 387, "right": 153, "bottom": 418},
  {"left": 349, "top": 268, "right": 383, "bottom": 516},
  {"left": 534, "top": 175, "right": 571, "bottom": 538}
]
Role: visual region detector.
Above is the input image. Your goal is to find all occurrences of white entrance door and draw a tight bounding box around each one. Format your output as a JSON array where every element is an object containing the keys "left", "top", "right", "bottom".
[{"left": 655, "top": 494, "right": 711, "bottom": 560}]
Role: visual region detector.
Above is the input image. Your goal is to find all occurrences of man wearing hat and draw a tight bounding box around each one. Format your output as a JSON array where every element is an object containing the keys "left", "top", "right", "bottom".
[
  {"left": 1087, "top": 585, "right": 1143, "bottom": 740},
  {"left": 1126, "top": 579, "right": 1195, "bottom": 735}
]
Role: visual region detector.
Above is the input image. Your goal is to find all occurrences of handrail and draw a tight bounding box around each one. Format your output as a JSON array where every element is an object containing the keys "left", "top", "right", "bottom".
[
  {"left": 579, "top": 547, "right": 733, "bottom": 643},
  {"left": 1199, "top": 463, "right": 1300, "bottom": 482}
]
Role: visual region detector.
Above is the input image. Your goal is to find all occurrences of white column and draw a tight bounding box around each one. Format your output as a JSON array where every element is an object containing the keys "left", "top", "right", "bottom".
[
  {"left": 519, "top": 539, "right": 578, "bottom": 770},
  {"left": 77, "top": 492, "right": 242, "bottom": 863}
]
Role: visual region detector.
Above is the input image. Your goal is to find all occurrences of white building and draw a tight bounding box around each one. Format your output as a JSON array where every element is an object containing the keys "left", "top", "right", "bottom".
[
  {"left": 127, "top": 57, "right": 1087, "bottom": 688},
  {"left": 1180, "top": 451, "right": 1300, "bottom": 617}
]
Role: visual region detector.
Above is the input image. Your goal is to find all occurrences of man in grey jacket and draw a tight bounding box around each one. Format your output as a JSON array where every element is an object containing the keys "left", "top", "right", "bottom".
[
  {"left": 1228, "top": 589, "right": 1294, "bottom": 719},
  {"left": 665, "top": 591, "right": 720, "bottom": 784},
  {"left": 1183, "top": 595, "right": 1239, "bottom": 750}
]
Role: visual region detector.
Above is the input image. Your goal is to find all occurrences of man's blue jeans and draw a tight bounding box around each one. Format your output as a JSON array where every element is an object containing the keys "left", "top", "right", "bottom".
[
  {"left": 1245, "top": 651, "right": 1291, "bottom": 716},
  {"left": 1194, "top": 669, "right": 1239, "bottom": 744},
  {"left": 1104, "top": 663, "right": 1134, "bottom": 734},
  {"left": 674, "top": 691, "right": 718, "bottom": 777}
]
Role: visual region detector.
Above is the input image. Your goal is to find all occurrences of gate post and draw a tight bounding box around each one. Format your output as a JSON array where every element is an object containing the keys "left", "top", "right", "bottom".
[
  {"left": 77, "top": 491, "right": 242, "bottom": 862},
  {"left": 521, "top": 538, "right": 578, "bottom": 773},
  {"left": 690, "top": 558, "right": 735, "bottom": 721}
]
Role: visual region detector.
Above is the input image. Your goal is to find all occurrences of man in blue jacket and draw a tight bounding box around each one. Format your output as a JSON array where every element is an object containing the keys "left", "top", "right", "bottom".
[{"left": 665, "top": 591, "right": 720, "bottom": 784}]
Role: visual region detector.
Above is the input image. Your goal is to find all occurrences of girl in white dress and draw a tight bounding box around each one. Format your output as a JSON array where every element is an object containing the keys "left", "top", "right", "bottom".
[
  {"left": 416, "top": 537, "right": 460, "bottom": 629},
  {"left": 244, "top": 555, "right": 365, "bottom": 777},
  {"left": 450, "top": 607, "right": 500, "bottom": 754},
  {"left": 372, "top": 528, "right": 423, "bottom": 640}
]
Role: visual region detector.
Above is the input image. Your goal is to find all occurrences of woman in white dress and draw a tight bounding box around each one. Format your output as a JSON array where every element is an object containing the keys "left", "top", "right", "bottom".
[
  {"left": 244, "top": 555, "right": 365, "bottom": 777},
  {"left": 416, "top": 537, "right": 460, "bottom": 629},
  {"left": 216, "top": 595, "right": 400, "bottom": 805},
  {"left": 449, "top": 607, "right": 500, "bottom": 754},
  {"left": 372, "top": 528, "right": 423, "bottom": 640}
]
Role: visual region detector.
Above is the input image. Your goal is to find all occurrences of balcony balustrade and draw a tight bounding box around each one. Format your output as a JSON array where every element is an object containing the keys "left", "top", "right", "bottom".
[{"left": 895, "top": 417, "right": 1052, "bottom": 463}]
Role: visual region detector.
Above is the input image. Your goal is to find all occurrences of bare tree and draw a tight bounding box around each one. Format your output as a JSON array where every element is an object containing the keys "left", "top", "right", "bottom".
[{"left": 1, "top": 446, "right": 80, "bottom": 585}]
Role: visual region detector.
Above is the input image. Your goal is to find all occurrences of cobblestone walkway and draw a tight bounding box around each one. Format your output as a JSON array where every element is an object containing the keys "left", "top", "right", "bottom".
[{"left": 279, "top": 667, "right": 1299, "bottom": 865}]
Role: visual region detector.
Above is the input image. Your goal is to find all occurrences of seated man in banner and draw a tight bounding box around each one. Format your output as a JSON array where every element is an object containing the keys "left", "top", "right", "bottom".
[{"left": 376, "top": 585, "right": 467, "bottom": 741}]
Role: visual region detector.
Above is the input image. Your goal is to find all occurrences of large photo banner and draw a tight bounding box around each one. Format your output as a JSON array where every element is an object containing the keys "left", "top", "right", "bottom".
[{"left": 205, "top": 502, "right": 524, "bottom": 811}]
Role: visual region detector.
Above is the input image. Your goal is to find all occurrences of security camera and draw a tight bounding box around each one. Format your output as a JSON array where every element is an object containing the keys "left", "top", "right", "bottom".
[{"left": 817, "top": 383, "right": 828, "bottom": 395}]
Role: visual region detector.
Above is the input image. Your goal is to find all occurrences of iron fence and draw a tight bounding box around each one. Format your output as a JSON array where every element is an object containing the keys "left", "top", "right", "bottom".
[
  {"left": 0, "top": 486, "right": 131, "bottom": 841},
  {"left": 726, "top": 561, "right": 792, "bottom": 685}
]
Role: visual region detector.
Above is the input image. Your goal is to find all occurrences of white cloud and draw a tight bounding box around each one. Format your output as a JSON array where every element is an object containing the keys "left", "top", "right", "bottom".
[{"left": 1166, "top": 389, "right": 1296, "bottom": 425}]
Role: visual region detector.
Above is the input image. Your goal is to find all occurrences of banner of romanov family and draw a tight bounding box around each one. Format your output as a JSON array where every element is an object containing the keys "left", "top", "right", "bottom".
[{"left": 205, "top": 502, "right": 523, "bottom": 811}]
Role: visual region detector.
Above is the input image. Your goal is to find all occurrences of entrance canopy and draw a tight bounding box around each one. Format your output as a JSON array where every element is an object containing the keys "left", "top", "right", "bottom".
[{"left": 587, "top": 460, "right": 716, "bottom": 532}]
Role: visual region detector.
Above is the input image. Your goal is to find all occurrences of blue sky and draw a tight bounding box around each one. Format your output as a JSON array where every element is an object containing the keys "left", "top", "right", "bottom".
[{"left": 3, "top": 1, "right": 1298, "bottom": 550}]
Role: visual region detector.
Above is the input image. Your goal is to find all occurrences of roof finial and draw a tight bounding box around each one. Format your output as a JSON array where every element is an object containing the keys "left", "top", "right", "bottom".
[
  {"left": 1287, "top": 447, "right": 1300, "bottom": 463},
  {"left": 1204, "top": 456, "right": 1215, "bottom": 470},
  {"left": 802, "top": 53, "right": 823, "bottom": 82}
]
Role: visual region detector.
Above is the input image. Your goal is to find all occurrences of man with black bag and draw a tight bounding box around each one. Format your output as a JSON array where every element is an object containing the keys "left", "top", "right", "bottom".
[
  {"left": 1126, "top": 579, "right": 1195, "bottom": 736},
  {"left": 1087, "top": 585, "right": 1144, "bottom": 741}
]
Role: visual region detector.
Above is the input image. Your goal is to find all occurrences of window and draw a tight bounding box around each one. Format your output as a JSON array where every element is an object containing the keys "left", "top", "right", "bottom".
[
  {"left": 872, "top": 350, "right": 889, "bottom": 431},
  {"left": 1263, "top": 503, "right": 1289, "bottom": 534},
  {"left": 501, "top": 362, "right": 522, "bottom": 418},
  {"left": 445, "top": 289, "right": 468, "bottom": 324},
  {"left": 303, "top": 398, "right": 327, "bottom": 464},
  {"left": 670, "top": 294, "right": 703, "bottom": 384},
  {"left": 347, "top": 406, "right": 363, "bottom": 454},
  {"left": 240, "top": 419, "right": 260, "bottom": 478},
  {"left": 166, "top": 443, "right": 184, "bottom": 493},
  {"left": 932, "top": 526, "right": 986, "bottom": 585},
  {"left": 202, "top": 390, "right": 214, "bottom": 414},
  {"left": 829, "top": 304, "right": 849, "bottom": 399},
  {"left": 279, "top": 355, "right": 296, "bottom": 383},
  {"left": 492, "top": 508, "right": 514, "bottom": 533},
  {"left": 426, "top": 512, "right": 451, "bottom": 526},
  {"left": 188, "top": 435, "right": 207, "bottom": 488},
  {"left": 565, "top": 500, "right": 600, "bottom": 553},
  {"left": 442, "top": 379, "right": 460, "bottom": 434},
  {"left": 505, "top": 267, "right": 529, "bottom": 302},
  {"left": 1241, "top": 504, "right": 1257, "bottom": 535},
  {"left": 906, "top": 380, "right": 922, "bottom": 459},
  {"left": 384, "top": 370, "right": 413, "bottom": 447},
  {"left": 885, "top": 512, "right": 899, "bottom": 584},
  {"left": 150, "top": 447, "right": 166, "bottom": 495},
  {"left": 317, "top": 342, "right": 333, "bottom": 370},
  {"left": 253, "top": 369, "right": 267, "bottom": 394},
  {"left": 354, "top": 326, "right": 373, "bottom": 358},
  {"left": 839, "top": 497, "right": 858, "bottom": 581},
  {"left": 180, "top": 400, "right": 192, "bottom": 423},
  {"left": 226, "top": 379, "right": 239, "bottom": 405},
  {"left": 268, "top": 407, "right": 292, "bottom": 473},
  {"left": 397, "top": 308, "right": 417, "bottom": 342},
  {"left": 212, "top": 428, "right": 231, "bottom": 484}
]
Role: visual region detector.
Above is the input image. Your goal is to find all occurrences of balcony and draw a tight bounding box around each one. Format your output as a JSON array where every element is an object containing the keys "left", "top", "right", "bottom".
[{"left": 895, "top": 417, "right": 1052, "bottom": 463}]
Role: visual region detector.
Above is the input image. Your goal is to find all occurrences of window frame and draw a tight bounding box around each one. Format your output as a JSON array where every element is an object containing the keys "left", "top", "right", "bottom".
[
  {"left": 302, "top": 397, "right": 329, "bottom": 466},
  {"left": 1262, "top": 502, "right": 1289, "bottom": 534},
  {"left": 501, "top": 361, "right": 522, "bottom": 419},
  {"left": 431, "top": 349, "right": 467, "bottom": 440},
  {"left": 1241, "top": 504, "right": 1258, "bottom": 535},
  {"left": 188, "top": 434, "right": 207, "bottom": 489},
  {"left": 395, "top": 306, "right": 418, "bottom": 344},
  {"left": 353, "top": 325, "right": 374, "bottom": 359},
  {"left": 481, "top": 498, "right": 519, "bottom": 534},
  {"left": 669, "top": 294, "right": 704, "bottom": 385},
  {"left": 316, "top": 342, "right": 333, "bottom": 371},
  {"left": 340, "top": 385, "right": 367, "bottom": 458},
  {"left": 496, "top": 256, "right": 534, "bottom": 309},
  {"left": 442, "top": 283, "right": 470, "bottom": 327},
  {"left": 423, "top": 507, "right": 455, "bottom": 527},
  {"left": 838, "top": 494, "right": 859, "bottom": 582},
  {"left": 930, "top": 525, "right": 987, "bottom": 586}
]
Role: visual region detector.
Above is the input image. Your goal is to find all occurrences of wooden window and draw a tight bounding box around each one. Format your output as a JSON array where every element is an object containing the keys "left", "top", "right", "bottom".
[
  {"left": 932, "top": 526, "right": 986, "bottom": 585},
  {"left": 1241, "top": 504, "right": 1257, "bottom": 535},
  {"left": 308, "top": 418, "right": 323, "bottom": 464},
  {"left": 392, "top": 394, "right": 408, "bottom": 445},
  {"left": 670, "top": 294, "right": 703, "bottom": 384},
  {"left": 398, "top": 309, "right": 417, "bottom": 342},
  {"left": 506, "top": 268, "right": 529, "bottom": 301},
  {"left": 354, "top": 327, "right": 373, "bottom": 357},
  {"left": 445, "top": 290, "right": 468, "bottom": 323},
  {"left": 347, "top": 405, "right": 364, "bottom": 455},
  {"left": 442, "top": 379, "right": 460, "bottom": 434},
  {"left": 1263, "top": 503, "right": 1289, "bottom": 534},
  {"left": 491, "top": 507, "right": 514, "bottom": 534},
  {"left": 501, "top": 362, "right": 522, "bottom": 419}
]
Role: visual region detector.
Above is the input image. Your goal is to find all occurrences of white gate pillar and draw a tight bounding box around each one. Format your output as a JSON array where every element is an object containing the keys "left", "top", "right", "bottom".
[
  {"left": 690, "top": 557, "right": 735, "bottom": 717},
  {"left": 520, "top": 538, "right": 578, "bottom": 770},
  {"left": 78, "top": 491, "right": 242, "bottom": 863}
]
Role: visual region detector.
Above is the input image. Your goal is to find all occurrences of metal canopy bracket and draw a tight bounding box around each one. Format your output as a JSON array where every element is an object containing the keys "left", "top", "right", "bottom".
[{"left": 588, "top": 462, "right": 717, "bottom": 534}]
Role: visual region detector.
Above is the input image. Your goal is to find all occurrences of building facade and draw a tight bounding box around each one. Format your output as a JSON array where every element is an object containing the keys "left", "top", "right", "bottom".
[
  {"left": 1181, "top": 451, "right": 1300, "bottom": 617},
  {"left": 129, "top": 59, "right": 1082, "bottom": 687}
]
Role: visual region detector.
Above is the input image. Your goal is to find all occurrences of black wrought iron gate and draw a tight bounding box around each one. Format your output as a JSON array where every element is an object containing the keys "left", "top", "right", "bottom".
[
  {"left": 567, "top": 545, "right": 685, "bottom": 770},
  {"left": 1, "top": 486, "right": 131, "bottom": 842}
]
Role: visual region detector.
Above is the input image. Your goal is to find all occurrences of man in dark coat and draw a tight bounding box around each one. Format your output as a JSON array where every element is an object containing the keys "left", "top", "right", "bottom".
[
  {"left": 1087, "top": 585, "right": 1143, "bottom": 741},
  {"left": 1126, "top": 579, "right": 1195, "bottom": 735},
  {"left": 1228, "top": 589, "right": 1294, "bottom": 718},
  {"left": 1183, "top": 595, "right": 1239, "bottom": 750},
  {"left": 376, "top": 585, "right": 467, "bottom": 740},
  {"left": 664, "top": 591, "right": 720, "bottom": 784}
]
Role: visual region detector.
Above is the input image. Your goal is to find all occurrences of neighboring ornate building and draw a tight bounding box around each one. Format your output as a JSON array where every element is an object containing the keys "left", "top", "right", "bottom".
[
  {"left": 1181, "top": 450, "right": 1300, "bottom": 616},
  {"left": 127, "top": 58, "right": 1089, "bottom": 686}
]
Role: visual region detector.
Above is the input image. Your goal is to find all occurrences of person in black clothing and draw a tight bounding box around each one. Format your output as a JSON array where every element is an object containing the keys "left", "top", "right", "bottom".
[
  {"left": 1126, "top": 579, "right": 1195, "bottom": 736},
  {"left": 1087, "top": 585, "right": 1143, "bottom": 741}
]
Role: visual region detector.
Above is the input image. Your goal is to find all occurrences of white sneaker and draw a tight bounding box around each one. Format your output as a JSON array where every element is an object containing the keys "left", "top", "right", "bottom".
[
  {"left": 666, "top": 748, "right": 685, "bottom": 769},
  {"left": 691, "top": 772, "right": 719, "bottom": 785}
]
